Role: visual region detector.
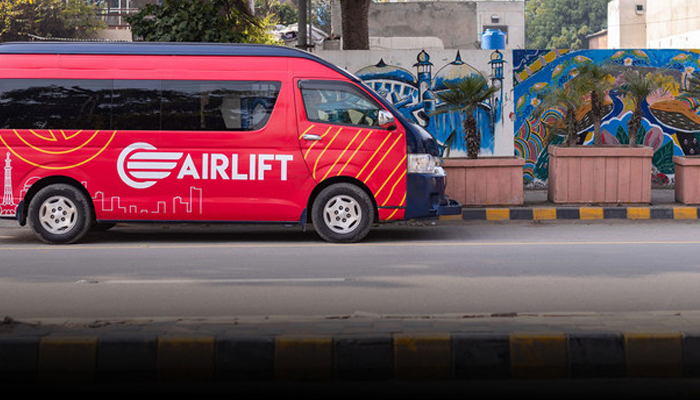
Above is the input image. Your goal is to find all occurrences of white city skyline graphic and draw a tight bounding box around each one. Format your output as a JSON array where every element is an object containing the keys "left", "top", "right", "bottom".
[
  {"left": 90, "top": 185, "right": 203, "bottom": 215},
  {"left": 1, "top": 152, "right": 15, "bottom": 216},
  {"left": 0, "top": 152, "right": 204, "bottom": 217}
]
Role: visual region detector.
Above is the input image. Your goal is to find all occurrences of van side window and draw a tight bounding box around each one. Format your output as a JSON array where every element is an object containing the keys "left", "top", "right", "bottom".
[
  {"left": 112, "top": 80, "right": 162, "bottom": 131},
  {"left": 300, "top": 81, "right": 382, "bottom": 127},
  {"left": 0, "top": 79, "right": 111, "bottom": 130},
  {"left": 162, "top": 80, "right": 281, "bottom": 131},
  {"left": 0, "top": 79, "right": 281, "bottom": 132}
]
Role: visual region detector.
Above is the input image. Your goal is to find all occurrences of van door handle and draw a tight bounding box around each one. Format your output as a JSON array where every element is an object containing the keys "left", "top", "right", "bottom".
[{"left": 302, "top": 134, "right": 322, "bottom": 141}]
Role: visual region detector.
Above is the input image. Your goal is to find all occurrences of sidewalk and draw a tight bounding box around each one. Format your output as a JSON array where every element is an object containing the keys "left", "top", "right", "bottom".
[{"left": 445, "top": 188, "right": 700, "bottom": 222}]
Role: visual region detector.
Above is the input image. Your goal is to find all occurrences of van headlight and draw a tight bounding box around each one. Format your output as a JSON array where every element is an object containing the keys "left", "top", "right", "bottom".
[{"left": 407, "top": 154, "right": 444, "bottom": 175}]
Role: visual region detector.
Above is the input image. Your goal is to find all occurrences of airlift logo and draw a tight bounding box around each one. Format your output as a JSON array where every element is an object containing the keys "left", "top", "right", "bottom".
[{"left": 117, "top": 143, "right": 293, "bottom": 189}]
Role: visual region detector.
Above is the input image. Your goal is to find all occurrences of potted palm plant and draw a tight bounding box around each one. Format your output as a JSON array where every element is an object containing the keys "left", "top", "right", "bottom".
[
  {"left": 433, "top": 74, "right": 525, "bottom": 206},
  {"left": 617, "top": 69, "right": 668, "bottom": 147},
  {"left": 573, "top": 62, "right": 616, "bottom": 145},
  {"left": 544, "top": 63, "right": 654, "bottom": 204},
  {"left": 674, "top": 71, "right": 700, "bottom": 204}
]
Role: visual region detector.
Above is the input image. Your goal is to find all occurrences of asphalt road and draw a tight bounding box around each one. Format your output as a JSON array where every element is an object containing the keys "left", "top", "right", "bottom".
[{"left": 2, "top": 218, "right": 700, "bottom": 321}]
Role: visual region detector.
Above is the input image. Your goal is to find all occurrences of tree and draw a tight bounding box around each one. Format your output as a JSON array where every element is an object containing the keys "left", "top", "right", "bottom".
[
  {"left": 525, "top": 0, "right": 607, "bottom": 49},
  {"left": 127, "top": 0, "right": 276, "bottom": 43},
  {"left": 340, "top": 0, "right": 369, "bottom": 50},
  {"left": 536, "top": 81, "right": 587, "bottom": 147},
  {"left": 255, "top": 0, "right": 297, "bottom": 26},
  {"left": 0, "top": 0, "right": 105, "bottom": 42},
  {"left": 572, "top": 62, "right": 615, "bottom": 145},
  {"left": 616, "top": 69, "right": 669, "bottom": 147},
  {"left": 433, "top": 75, "right": 500, "bottom": 159}
]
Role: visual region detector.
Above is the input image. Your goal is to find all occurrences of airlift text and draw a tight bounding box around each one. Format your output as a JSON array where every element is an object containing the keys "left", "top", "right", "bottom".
[{"left": 176, "top": 153, "right": 294, "bottom": 181}]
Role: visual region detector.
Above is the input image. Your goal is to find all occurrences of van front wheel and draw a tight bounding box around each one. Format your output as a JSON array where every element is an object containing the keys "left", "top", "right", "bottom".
[
  {"left": 28, "top": 184, "right": 92, "bottom": 244},
  {"left": 312, "top": 183, "right": 374, "bottom": 243}
]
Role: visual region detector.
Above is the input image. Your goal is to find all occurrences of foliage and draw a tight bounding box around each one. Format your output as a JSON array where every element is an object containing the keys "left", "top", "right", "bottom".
[
  {"left": 127, "top": 0, "right": 278, "bottom": 44},
  {"left": 525, "top": 0, "right": 607, "bottom": 49},
  {"left": 433, "top": 74, "right": 499, "bottom": 159},
  {"left": 534, "top": 80, "right": 587, "bottom": 147},
  {"left": 616, "top": 69, "right": 669, "bottom": 147},
  {"left": 0, "top": 0, "right": 105, "bottom": 41},
  {"left": 255, "top": 0, "right": 297, "bottom": 26},
  {"left": 572, "top": 62, "right": 615, "bottom": 145}
]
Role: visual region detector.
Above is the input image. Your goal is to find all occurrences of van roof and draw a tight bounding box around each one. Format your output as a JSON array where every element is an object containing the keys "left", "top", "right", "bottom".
[{"left": 0, "top": 41, "right": 355, "bottom": 79}]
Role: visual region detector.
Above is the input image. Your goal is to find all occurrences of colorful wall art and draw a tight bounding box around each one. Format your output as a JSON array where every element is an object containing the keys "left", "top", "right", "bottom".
[
  {"left": 319, "top": 48, "right": 515, "bottom": 158},
  {"left": 514, "top": 49, "right": 700, "bottom": 187},
  {"left": 320, "top": 48, "right": 700, "bottom": 187}
]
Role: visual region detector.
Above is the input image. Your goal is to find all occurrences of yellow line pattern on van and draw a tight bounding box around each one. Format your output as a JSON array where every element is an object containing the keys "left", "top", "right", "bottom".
[
  {"left": 375, "top": 155, "right": 406, "bottom": 197},
  {"left": 303, "top": 126, "right": 333, "bottom": 160},
  {"left": 355, "top": 132, "right": 392, "bottom": 179},
  {"left": 299, "top": 125, "right": 406, "bottom": 219},
  {"left": 321, "top": 129, "right": 362, "bottom": 182},
  {"left": 336, "top": 130, "right": 373, "bottom": 176},
  {"left": 0, "top": 130, "right": 117, "bottom": 170},
  {"left": 312, "top": 127, "right": 342, "bottom": 180},
  {"left": 382, "top": 170, "right": 407, "bottom": 206},
  {"left": 29, "top": 129, "right": 57, "bottom": 141},
  {"left": 15, "top": 129, "right": 101, "bottom": 155},
  {"left": 362, "top": 134, "right": 402, "bottom": 182},
  {"left": 61, "top": 129, "right": 84, "bottom": 140},
  {"left": 298, "top": 125, "right": 315, "bottom": 140}
]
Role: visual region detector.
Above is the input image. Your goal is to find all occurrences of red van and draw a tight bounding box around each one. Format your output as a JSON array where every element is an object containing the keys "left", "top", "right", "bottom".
[{"left": 0, "top": 42, "right": 460, "bottom": 244}]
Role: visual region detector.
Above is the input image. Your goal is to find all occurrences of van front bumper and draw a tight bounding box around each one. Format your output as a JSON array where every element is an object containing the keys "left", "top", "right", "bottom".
[{"left": 404, "top": 171, "right": 461, "bottom": 219}]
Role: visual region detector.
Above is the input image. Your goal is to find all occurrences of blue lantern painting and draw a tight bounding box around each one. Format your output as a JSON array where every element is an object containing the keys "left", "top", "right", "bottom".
[{"left": 355, "top": 49, "right": 505, "bottom": 157}]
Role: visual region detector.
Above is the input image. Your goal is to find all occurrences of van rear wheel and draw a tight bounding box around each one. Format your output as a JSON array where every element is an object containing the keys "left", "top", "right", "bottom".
[
  {"left": 312, "top": 183, "right": 374, "bottom": 243},
  {"left": 28, "top": 184, "right": 92, "bottom": 244}
]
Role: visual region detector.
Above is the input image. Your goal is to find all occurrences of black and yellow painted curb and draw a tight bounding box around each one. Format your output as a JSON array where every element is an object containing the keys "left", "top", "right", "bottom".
[
  {"left": 440, "top": 206, "right": 700, "bottom": 221},
  {"left": 3, "top": 331, "right": 700, "bottom": 382}
]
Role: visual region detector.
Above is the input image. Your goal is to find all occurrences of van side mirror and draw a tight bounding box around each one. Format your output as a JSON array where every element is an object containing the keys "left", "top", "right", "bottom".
[{"left": 378, "top": 110, "right": 396, "bottom": 130}]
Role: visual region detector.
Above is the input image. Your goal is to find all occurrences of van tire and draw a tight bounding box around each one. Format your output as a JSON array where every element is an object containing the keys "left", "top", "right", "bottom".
[
  {"left": 28, "top": 184, "right": 92, "bottom": 244},
  {"left": 311, "top": 183, "right": 374, "bottom": 243}
]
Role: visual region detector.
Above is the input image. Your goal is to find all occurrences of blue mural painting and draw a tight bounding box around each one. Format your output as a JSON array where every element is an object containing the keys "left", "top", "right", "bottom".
[
  {"left": 514, "top": 49, "right": 700, "bottom": 187},
  {"left": 354, "top": 50, "right": 506, "bottom": 156}
]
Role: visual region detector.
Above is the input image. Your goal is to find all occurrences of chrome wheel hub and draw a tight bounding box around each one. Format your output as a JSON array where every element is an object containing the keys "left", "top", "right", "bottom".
[
  {"left": 39, "top": 195, "right": 77, "bottom": 234},
  {"left": 322, "top": 195, "right": 361, "bottom": 234}
]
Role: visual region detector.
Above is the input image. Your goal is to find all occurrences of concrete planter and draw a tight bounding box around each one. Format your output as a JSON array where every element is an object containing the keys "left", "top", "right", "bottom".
[
  {"left": 548, "top": 145, "right": 653, "bottom": 204},
  {"left": 673, "top": 156, "right": 700, "bottom": 204},
  {"left": 443, "top": 157, "right": 525, "bottom": 206}
]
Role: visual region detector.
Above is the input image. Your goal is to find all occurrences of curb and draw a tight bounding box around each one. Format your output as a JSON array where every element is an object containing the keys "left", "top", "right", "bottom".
[
  {"left": 441, "top": 206, "right": 700, "bottom": 222},
  {"left": 3, "top": 331, "right": 700, "bottom": 383}
]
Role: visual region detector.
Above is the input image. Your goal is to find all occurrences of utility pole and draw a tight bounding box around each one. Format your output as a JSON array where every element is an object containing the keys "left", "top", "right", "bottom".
[{"left": 297, "top": 0, "right": 308, "bottom": 50}]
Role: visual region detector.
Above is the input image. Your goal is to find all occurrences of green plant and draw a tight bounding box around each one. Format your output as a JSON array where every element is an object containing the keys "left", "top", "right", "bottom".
[
  {"left": 127, "top": 0, "right": 278, "bottom": 44},
  {"left": 616, "top": 69, "right": 669, "bottom": 147},
  {"left": 433, "top": 74, "right": 499, "bottom": 159},
  {"left": 535, "top": 81, "right": 587, "bottom": 147},
  {"left": 572, "top": 62, "right": 615, "bottom": 145},
  {"left": 0, "top": 0, "right": 105, "bottom": 41}
]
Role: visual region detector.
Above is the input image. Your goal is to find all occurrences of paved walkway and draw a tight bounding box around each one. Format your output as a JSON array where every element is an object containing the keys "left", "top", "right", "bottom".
[{"left": 452, "top": 188, "right": 700, "bottom": 221}]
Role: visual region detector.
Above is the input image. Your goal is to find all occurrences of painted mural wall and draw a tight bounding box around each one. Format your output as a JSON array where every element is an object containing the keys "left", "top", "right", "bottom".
[
  {"left": 316, "top": 49, "right": 515, "bottom": 158},
  {"left": 318, "top": 48, "right": 700, "bottom": 187},
  {"left": 514, "top": 49, "right": 700, "bottom": 188}
]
